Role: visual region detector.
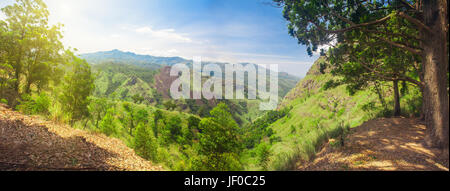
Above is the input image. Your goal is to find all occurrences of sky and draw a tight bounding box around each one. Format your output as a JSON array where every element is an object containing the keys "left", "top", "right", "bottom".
[{"left": 0, "top": 0, "right": 320, "bottom": 77}]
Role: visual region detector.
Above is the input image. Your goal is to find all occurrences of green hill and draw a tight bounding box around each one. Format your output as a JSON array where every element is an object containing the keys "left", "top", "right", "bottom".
[
  {"left": 82, "top": 50, "right": 300, "bottom": 99},
  {"left": 84, "top": 50, "right": 301, "bottom": 125},
  {"left": 242, "top": 56, "right": 422, "bottom": 170}
]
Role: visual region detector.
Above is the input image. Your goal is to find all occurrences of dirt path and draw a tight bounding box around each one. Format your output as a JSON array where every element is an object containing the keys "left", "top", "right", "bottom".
[
  {"left": 298, "top": 118, "right": 449, "bottom": 171},
  {"left": 0, "top": 104, "right": 163, "bottom": 171}
]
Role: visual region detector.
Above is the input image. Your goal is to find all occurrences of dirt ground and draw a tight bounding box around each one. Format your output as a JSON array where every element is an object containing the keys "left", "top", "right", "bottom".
[
  {"left": 0, "top": 104, "right": 163, "bottom": 171},
  {"left": 298, "top": 117, "right": 449, "bottom": 171}
]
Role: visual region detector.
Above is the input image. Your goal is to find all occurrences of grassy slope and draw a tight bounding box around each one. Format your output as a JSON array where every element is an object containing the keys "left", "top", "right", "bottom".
[
  {"left": 254, "top": 56, "right": 423, "bottom": 171},
  {"left": 267, "top": 74, "right": 376, "bottom": 170},
  {"left": 242, "top": 57, "right": 379, "bottom": 170}
]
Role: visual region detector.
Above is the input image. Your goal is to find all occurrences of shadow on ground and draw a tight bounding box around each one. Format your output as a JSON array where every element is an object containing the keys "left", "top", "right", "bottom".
[
  {"left": 298, "top": 118, "right": 449, "bottom": 171},
  {"left": 0, "top": 118, "right": 120, "bottom": 171}
]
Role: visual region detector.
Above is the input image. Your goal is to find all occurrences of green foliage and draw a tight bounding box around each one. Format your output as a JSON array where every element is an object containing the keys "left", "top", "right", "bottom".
[
  {"left": 321, "top": 79, "right": 341, "bottom": 91},
  {"left": 195, "top": 103, "right": 243, "bottom": 171},
  {"left": 91, "top": 62, "right": 157, "bottom": 103},
  {"left": 181, "top": 125, "right": 194, "bottom": 145},
  {"left": 187, "top": 116, "right": 200, "bottom": 130},
  {"left": 290, "top": 125, "right": 296, "bottom": 134},
  {"left": 275, "top": 0, "right": 423, "bottom": 121},
  {"left": 100, "top": 108, "right": 117, "bottom": 136},
  {"left": 197, "top": 105, "right": 209, "bottom": 117},
  {"left": 131, "top": 94, "right": 144, "bottom": 104},
  {"left": 121, "top": 102, "right": 149, "bottom": 135},
  {"left": 134, "top": 123, "right": 157, "bottom": 161},
  {"left": 163, "top": 100, "right": 177, "bottom": 111},
  {"left": 255, "top": 142, "right": 271, "bottom": 170},
  {"left": 165, "top": 115, "right": 182, "bottom": 142},
  {"left": 153, "top": 109, "right": 163, "bottom": 136},
  {"left": 60, "top": 55, "right": 95, "bottom": 123},
  {"left": 242, "top": 107, "right": 291, "bottom": 149},
  {"left": 0, "top": 61, "right": 16, "bottom": 105},
  {"left": 87, "top": 97, "right": 111, "bottom": 129},
  {"left": 319, "top": 63, "right": 327, "bottom": 74},
  {"left": 16, "top": 92, "right": 50, "bottom": 115},
  {"left": 1, "top": 0, "right": 64, "bottom": 102}
]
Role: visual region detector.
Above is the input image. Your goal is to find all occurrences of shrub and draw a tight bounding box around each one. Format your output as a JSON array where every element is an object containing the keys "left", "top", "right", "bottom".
[
  {"left": 100, "top": 108, "right": 117, "bottom": 136},
  {"left": 166, "top": 115, "right": 182, "bottom": 142},
  {"left": 16, "top": 93, "right": 51, "bottom": 115},
  {"left": 256, "top": 142, "right": 271, "bottom": 170},
  {"left": 0, "top": 98, "right": 7, "bottom": 104},
  {"left": 134, "top": 123, "right": 158, "bottom": 160}
]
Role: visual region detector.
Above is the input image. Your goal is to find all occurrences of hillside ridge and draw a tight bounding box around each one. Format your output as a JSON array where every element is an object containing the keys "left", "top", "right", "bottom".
[{"left": 0, "top": 104, "right": 163, "bottom": 171}]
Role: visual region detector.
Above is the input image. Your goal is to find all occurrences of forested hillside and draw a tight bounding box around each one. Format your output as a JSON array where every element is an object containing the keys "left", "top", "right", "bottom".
[
  {"left": 80, "top": 49, "right": 300, "bottom": 126},
  {"left": 1, "top": 0, "right": 448, "bottom": 172},
  {"left": 81, "top": 49, "right": 300, "bottom": 101}
]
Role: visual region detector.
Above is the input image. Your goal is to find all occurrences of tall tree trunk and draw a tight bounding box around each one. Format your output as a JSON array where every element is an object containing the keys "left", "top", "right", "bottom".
[
  {"left": 421, "top": 0, "right": 449, "bottom": 151},
  {"left": 25, "top": 80, "right": 31, "bottom": 94},
  {"left": 393, "top": 80, "right": 401, "bottom": 116},
  {"left": 95, "top": 113, "right": 100, "bottom": 129},
  {"left": 374, "top": 81, "right": 387, "bottom": 111},
  {"left": 420, "top": 87, "right": 426, "bottom": 121}
]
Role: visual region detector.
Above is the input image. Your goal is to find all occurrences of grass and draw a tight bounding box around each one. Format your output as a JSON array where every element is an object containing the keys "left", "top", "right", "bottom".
[{"left": 242, "top": 69, "right": 422, "bottom": 170}]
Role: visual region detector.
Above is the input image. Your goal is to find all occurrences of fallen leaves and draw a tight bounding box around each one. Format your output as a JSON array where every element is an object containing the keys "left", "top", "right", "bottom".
[
  {"left": 0, "top": 104, "right": 163, "bottom": 171},
  {"left": 298, "top": 117, "right": 449, "bottom": 171}
]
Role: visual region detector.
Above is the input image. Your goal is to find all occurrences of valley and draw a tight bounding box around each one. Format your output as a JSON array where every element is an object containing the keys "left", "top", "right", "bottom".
[{"left": 1, "top": 0, "right": 448, "bottom": 172}]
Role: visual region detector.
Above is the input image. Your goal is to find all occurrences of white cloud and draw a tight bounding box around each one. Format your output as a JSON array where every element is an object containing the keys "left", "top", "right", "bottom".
[
  {"left": 35, "top": 0, "right": 313, "bottom": 77},
  {"left": 135, "top": 26, "right": 192, "bottom": 43},
  {"left": 314, "top": 37, "right": 337, "bottom": 56},
  {"left": 110, "top": 34, "right": 121, "bottom": 38}
]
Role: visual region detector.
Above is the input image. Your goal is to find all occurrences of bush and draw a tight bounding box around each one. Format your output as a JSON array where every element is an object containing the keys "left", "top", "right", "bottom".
[
  {"left": 166, "top": 115, "right": 182, "bottom": 142},
  {"left": 16, "top": 93, "right": 51, "bottom": 115},
  {"left": 256, "top": 142, "right": 271, "bottom": 170},
  {"left": 321, "top": 79, "right": 340, "bottom": 91},
  {"left": 0, "top": 98, "right": 7, "bottom": 104},
  {"left": 100, "top": 108, "right": 117, "bottom": 136},
  {"left": 134, "top": 123, "right": 158, "bottom": 160}
]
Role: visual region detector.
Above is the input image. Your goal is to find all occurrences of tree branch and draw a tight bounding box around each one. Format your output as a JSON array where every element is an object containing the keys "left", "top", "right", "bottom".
[
  {"left": 348, "top": 54, "right": 424, "bottom": 87},
  {"left": 397, "top": 11, "right": 433, "bottom": 33},
  {"left": 371, "top": 34, "right": 422, "bottom": 55},
  {"left": 398, "top": 0, "right": 417, "bottom": 11},
  {"left": 309, "top": 14, "right": 393, "bottom": 34}
]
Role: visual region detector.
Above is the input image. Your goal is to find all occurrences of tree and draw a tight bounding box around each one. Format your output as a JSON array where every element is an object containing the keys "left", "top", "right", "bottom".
[
  {"left": 165, "top": 115, "right": 182, "bottom": 142},
  {"left": 131, "top": 94, "right": 144, "bottom": 104},
  {"left": 328, "top": 35, "right": 421, "bottom": 116},
  {"left": 163, "top": 100, "right": 177, "bottom": 110},
  {"left": 100, "top": 108, "right": 117, "bottom": 136},
  {"left": 60, "top": 53, "right": 95, "bottom": 123},
  {"left": 122, "top": 102, "right": 138, "bottom": 135},
  {"left": 196, "top": 103, "right": 243, "bottom": 171},
  {"left": 153, "top": 109, "right": 164, "bottom": 137},
  {"left": 256, "top": 142, "right": 271, "bottom": 170},
  {"left": 197, "top": 105, "right": 209, "bottom": 117},
  {"left": 88, "top": 97, "right": 110, "bottom": 129},
  {"left": 134, "top": 122, "right": 157, "bottom": 160},
  {"left": 275, "top": 0, "right": 448, "bottom": 149},
  {"left": 135, "top": 108, "right": 149, "bottom": 125},
  {"left": 1, "top": 0, "right": 64, "bottom": 102},
  {"left": 0, "top": 22, "right": 17, "bottom": 104},
  {"left": 187, "top": 115, "right": 201, "bottom": 131}
]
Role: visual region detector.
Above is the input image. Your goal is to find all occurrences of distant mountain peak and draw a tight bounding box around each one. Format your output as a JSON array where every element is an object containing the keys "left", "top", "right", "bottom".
[{"left": 80, "top": 49, "right": 188, "bottom": 66}]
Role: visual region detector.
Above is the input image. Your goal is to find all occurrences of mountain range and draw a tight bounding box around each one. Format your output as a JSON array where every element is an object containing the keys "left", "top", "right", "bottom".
[{"left": 79, "top": 49, "right": 301, "bottom": 124}]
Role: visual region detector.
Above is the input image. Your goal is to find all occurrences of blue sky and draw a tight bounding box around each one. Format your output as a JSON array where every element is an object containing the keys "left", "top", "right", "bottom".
[{"left": 0, "top": 0, "right": 319, "bottom": 77}]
